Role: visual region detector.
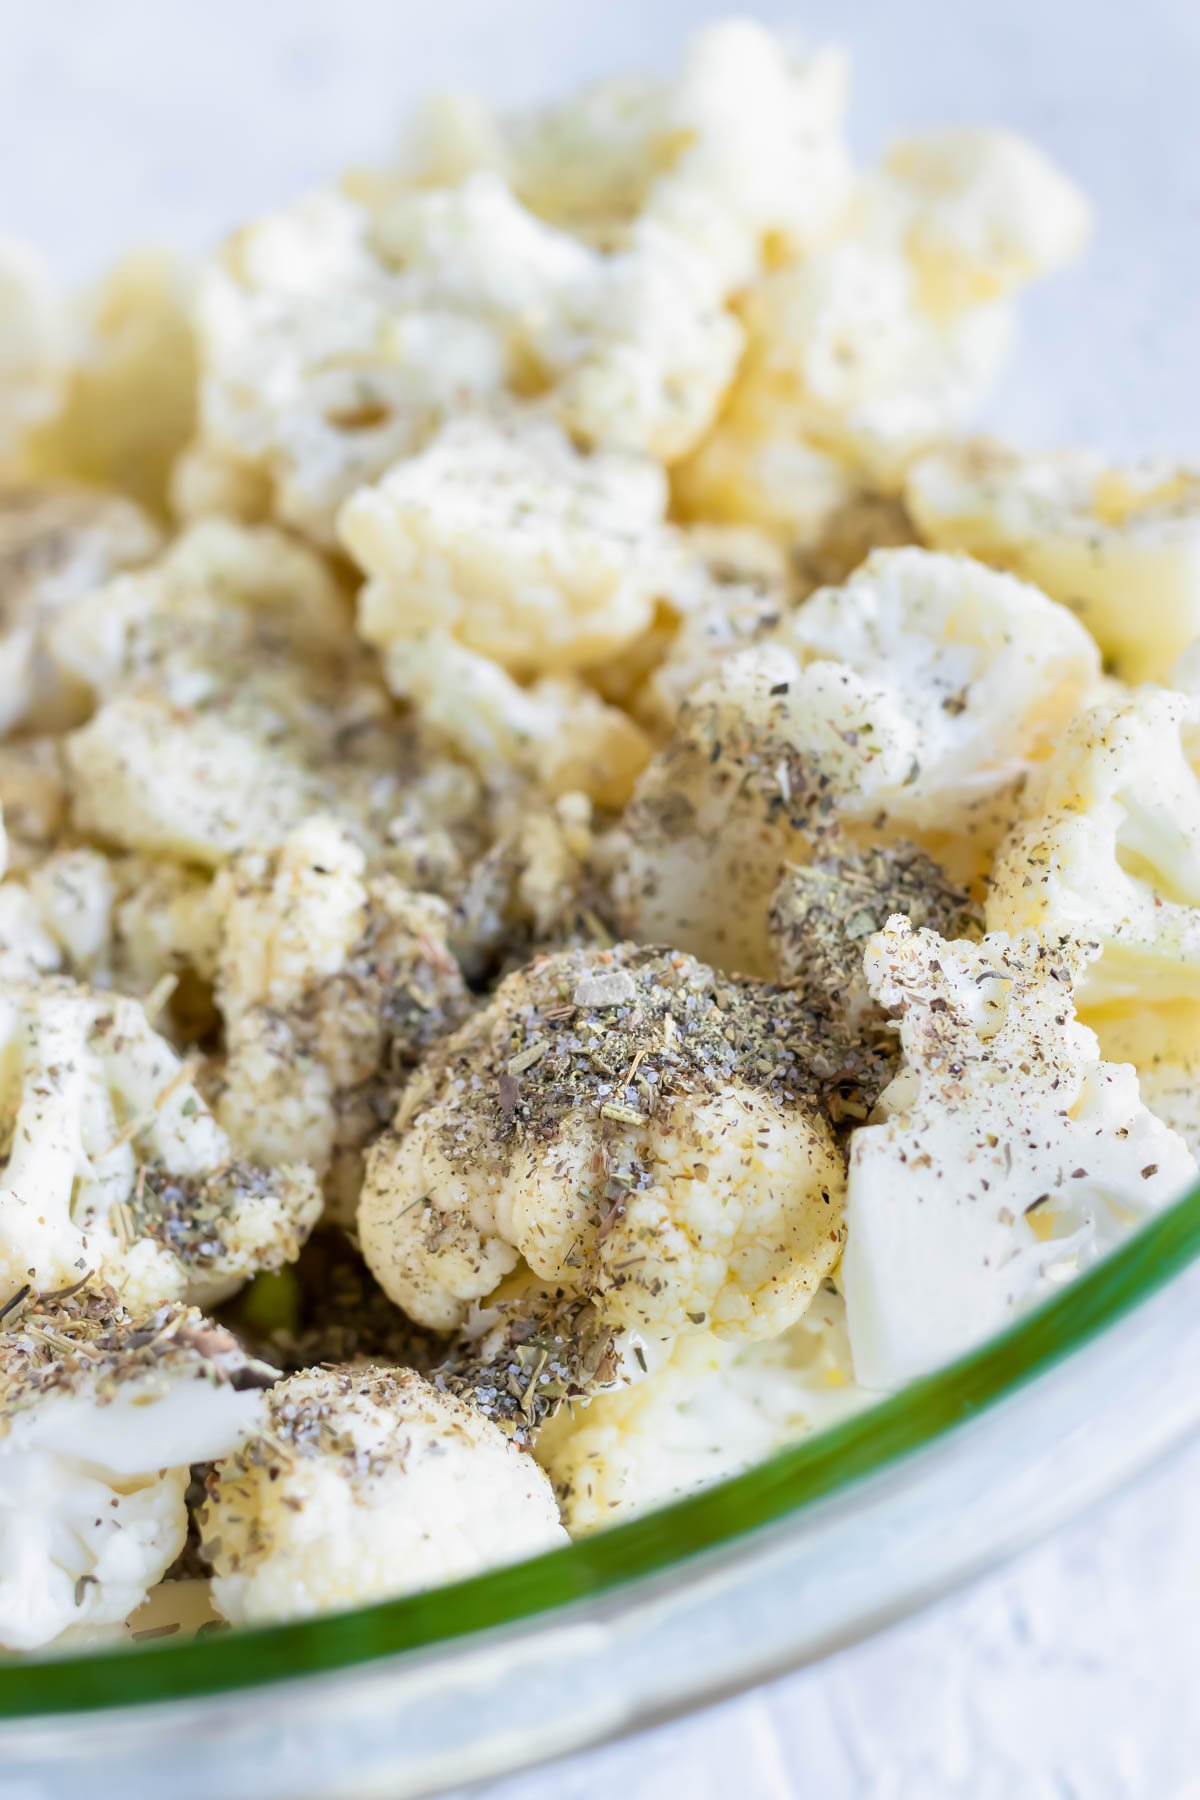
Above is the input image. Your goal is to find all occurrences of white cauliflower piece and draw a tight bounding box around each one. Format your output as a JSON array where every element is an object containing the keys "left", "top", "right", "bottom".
[
  {"left": 19, "top": 250, "right": 197, "bottom": 516},
  {"left": 617, "top": 548, "right": 1097, "bottom": 971},
  {"left": 0, "top": 980, "right": 321, "bottom": 1315},
  {"left": 840, "top": 919, "right": 1195, "bottom": 1390},
  {"left": 779, "top": 547, "right": 1101, "bottom": 830},
  {"left": 0, "top": 240, "right": 67, "bottom": 461},
  {"left": 212, "top": 817, "right": 469, "bottom": 1213},
  {"left": 505, "top": 19, "right": 850, "bottom": 277},
  {"left": 535, "top": 1286, "right": 867, "bottom": 1532},
  {"left": 199, "top": 1363, "right": 566, "bottom": 1624},
  {"left": 49, "top": 521, "right": 467, "bottom": 869},
  {"left": 341, "top": 414, "right": 678, "bottom": 675},
  {"left": 378, "top": 630, "right": 651, "bottom": 811},
  {"left": 868, "top": 130, "right": 1091, "bottom": 311},
  {"left": 0, "top": 483, "right": 160, "bottom": 735},
  {"left": 987, "top": 687, "right": 1200, "bottom": 1009},
  {"left": 0, "top": 737, "right": 69, "bottom": 871},
  {"left": 906, "top": 442, "right": 1200, "bottom": 680},
  {"left": 359, "top": 943, "right": 846, "bottom": 1340},
  {"left": 740, "top": 245, "right": 1015, "bottom": 489},
  {"left": 0, "top": 1291, "right": 271, "bottom": 1651}
]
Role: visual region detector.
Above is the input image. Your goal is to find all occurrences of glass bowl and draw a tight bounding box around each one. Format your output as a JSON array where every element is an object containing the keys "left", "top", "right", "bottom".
[
  {"left": 6, "top": 1185, "right": 1200, "bottom": 1800},
  {"left": 2, "top": 1, "right": 1196, "bottom": 1793}
]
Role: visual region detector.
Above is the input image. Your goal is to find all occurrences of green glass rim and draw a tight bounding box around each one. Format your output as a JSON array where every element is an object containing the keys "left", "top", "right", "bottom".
[{"left": 8, "top": 1174, "right": 1200, "bottom": 1721}]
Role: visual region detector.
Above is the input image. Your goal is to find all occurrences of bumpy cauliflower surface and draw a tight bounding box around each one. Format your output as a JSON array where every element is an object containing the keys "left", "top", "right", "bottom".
[
  {"left": 987, "top": 687, "right": 1200, "bottom": 1010},
  {"left": 535, "top": 1283, "right": 866, "bottom": 1532},
  {"left": 341, "top": 413, "right": 680, "bottom": 675},
  {"left": 0, "top": 979, "right": 321, "bottom": 1315},
  {"left": 0, "top": 483, "right": 160, "bottom": 736},
  {"left": 617, "top": 547, "right": 1097, "bottom": 971},
  {"left": 0, "top": 1289, "right": 272, "bottom": 1650},
  {"left": 841, "top": 919, "right": 1195, "bottom": 1390},
  {"left": 359, "top": 942, "right": 846, "bottom": 1340},
  {"left": 212, "top": 816, "right": 470, "bottom": 1214},
  {"left": 907, "top": 441, "right": 1200, "bottom": 680},
  {"left": 199, "top": 1363, "right": 566, "bottom": 1623}
]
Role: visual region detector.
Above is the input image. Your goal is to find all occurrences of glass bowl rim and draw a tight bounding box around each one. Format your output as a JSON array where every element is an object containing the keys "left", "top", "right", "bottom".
[{"left": 7, "top": 1173, "right": 1200, "bottom": 1721}]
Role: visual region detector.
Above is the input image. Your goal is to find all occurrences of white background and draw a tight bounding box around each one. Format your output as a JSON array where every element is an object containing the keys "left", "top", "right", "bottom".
[{"left": 2, "top": 2, "right": 1198, "bottom": 1792}]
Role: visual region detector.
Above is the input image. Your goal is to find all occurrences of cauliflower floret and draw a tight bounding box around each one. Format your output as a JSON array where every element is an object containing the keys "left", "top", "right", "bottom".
[
  {"left": 505, "top": 19, "right": 850, "bottom": 276},
  {"left": 840, "top": 919, "right": 1195, "bottom": 1390},
  {"left": 987, "top": 687, "right": 1200, "bottom": 1010},
  {"left": 779, "top": 548, "right": 1100, "bottom": 827},
  {"left": 0, "top": 1290, "right": 271, "bottom": 1650},
  {"left": 199, "top": 1363, "right": 566, "bottom": 1623},
  {"left": 342, "top": 414, "right": 682, "bottom": 676},
  {"left": 212, "top": 817, "right": 469, "bottom": 1215},
  {"left": 359, "top": 943, "right": 846, "bottom": 1340},
  {"left": 19, "top": 251, "right": 197, "bottom": 516},
  {"left": 617, "top": 548, "right": 1096, "bottom": 972},
  {"left": 739, "top": 245, "right": 1015, "bottom": 489},
  {"left": 49, "top": 521, "right": 474, "bottom": 869},
  {"left": 0, "top": 980, "right": 321, "bottom": 1315},
  {"left": 0, "top": 483, "right": 160, "bottom": 735},
  {"left": 906, "top": 442, "right": 1200, "bottom": 680},
  {"left": 867, "top": 130, "right": 1091, "bottom": 312},
  {"left": 377, "top": 630, "right": 651, "bottom": 811},
  {"left": 0, "top": 240, "right": 67, "bottom": 462},
  {"left": 535, "top": 1285, "right": 867, "bottom": 1533}
]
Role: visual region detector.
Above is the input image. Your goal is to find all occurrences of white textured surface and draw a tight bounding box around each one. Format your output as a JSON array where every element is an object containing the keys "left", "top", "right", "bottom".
[{"left": 2, "top": 3, "right": 1198, "bottom": 1793}]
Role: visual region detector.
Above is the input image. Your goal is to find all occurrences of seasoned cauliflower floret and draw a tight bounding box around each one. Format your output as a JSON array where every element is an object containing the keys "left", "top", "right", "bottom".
[
  {"left": 199, "top": 1363, "right": 566, "bottom": 1623},
  {"left": 0, "top": 1289, "right": 271, "bottom": 1651},
  {"left": 535, "top": 1285, "right": 866, "bottom": 1532},
  {"left": 986, "top": 687, "right": 1200, "bottom": 1011},
  {"left": 213, "top": 816, "right": 469, "bottom": 1215},
  {"left": 341, "top": 414, "right": 678, "bottom": 675},
  {"left": 907, "top": 442, "right": 1200, "bottom": 680},
  {"left": 739, "top": 246, "right": 1015, "bottom": 489},
  {"left": 617, "top": 548, "right": 1097, "bottom": 972},
  {"left": 359, "top": 943, "right": 846, "bottom": 1340},
  {"left": 51, "top": 521, "right": 479, "bottom": 869},
  {"left": 840, "top": 919, "right": 1195, "bottom": 1390},
  {"left": 0, "top": 980, "right": 321, "bottom": 1315},
  {"left": 377, "top": 630, "right": 651, "bottom": 811},
  {"left": 0, "top": 483, "right": 160, "bottom": 736}
]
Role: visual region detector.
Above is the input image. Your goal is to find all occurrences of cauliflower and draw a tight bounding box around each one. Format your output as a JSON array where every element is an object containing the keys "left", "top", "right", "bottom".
[
  {"left": 377, "top": 630, "right": 651, "bottom": 811},
  {"left": 182, "top": 158, "right": 743, "bottom": 544},
  {"left": 19, "top": 251, "right": 197, "bottom": 516},
  {"left": 738, "top": 246, "right": 1015, "bottom": 489},
  {"left": 987, "top": 688, "right": 1200, "bottom": 1010},
  {"left": 0, "top": 483, "right": 160, "bottom": 735},
  {"left": 906, "top": 441, "right": 1200, "bottom": 680},
  {"left": 0, "top": 240, "right": 67, "bottom": 462},
  {"left": 617, "top": 548, "right": 1096, "bottom": 972},
  {"left": 840, "top": 919, "right": 1196, "bottom": 1390},
  {"left": 779, "top": 548, "right": 1100, "bottom": 828},
  {"left": 0, "top": 979, "right": 321, "bottom": 1315},
  {"left": 212, "top": 816, "right": 470, "bottom": 1217},
  {"left": 359, "top": 942, "right": 846, "bottom": 1341},
  {"left": 51, "top": 520, "right": 480, "bottom": 869},
  {"left": 199, "top": 1363, "right": 566, "bottom": 1624},
  {"left": 535, "top": 1285, "right": 867, "bottom": 1533},
  {"left": 769, "top": 841, "right": 981, "bottom": 1026},
  {"left": 867, "top": 130, "right": 1091, "bottom": 312},
  {"left": 0, "top": 1288, "right": 272, "bottom": 1651},
  {"left": 504, "top": 19, "right": 850, "bottom": 276},
  {"left": 341, "top": 413, "right": 679, "bottom": 675},
  {"left": 0, "top": 736, "right": 69, "bottom": 871}
]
